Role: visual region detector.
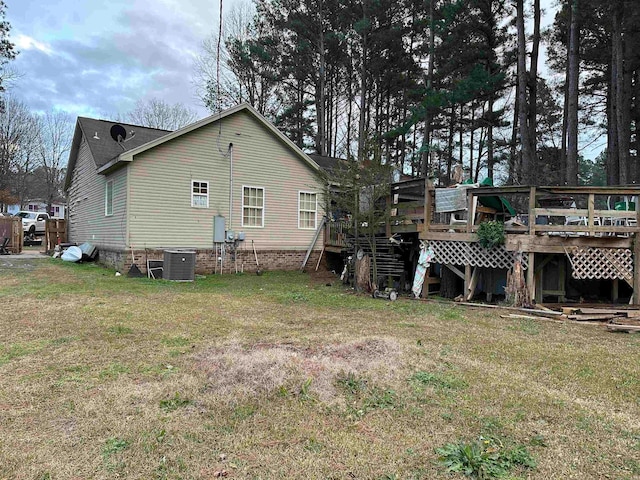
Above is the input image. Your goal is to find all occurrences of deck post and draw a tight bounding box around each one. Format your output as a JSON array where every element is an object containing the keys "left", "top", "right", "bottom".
[
  {"left": 464, "top": 264, "right": 472, "bottom": 300},
  {"left": 587, "top": 193, "right": 595, "bottom": 235},
  {"left": 466, "top": 190, "right": 474, "bottom": 233},
  {"left": 634, "top": 234, "right": 640, "bottom": 305},
  {"left": 526, "top": 187, "right": 537, "bottom": 304},
  {"left": 528, "top": 186, "right": 536, "bottom": 235},
  {"left": 634, "top": 205, "right": 640, "bottom": 304},
  {"left": 527, "top": 252, "right": 536, "bottom": 304},
  {"left": 424, "top": 177, "right": 432, "bottom": 235}
]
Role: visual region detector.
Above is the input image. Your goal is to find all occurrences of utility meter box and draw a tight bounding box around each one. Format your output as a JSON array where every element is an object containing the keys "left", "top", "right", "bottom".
[
  {"left": 213, "top": 216, "right": 226, "bottom": 243},
  {"left": 225, "top": 230, "right": 235, "bottom": 242},
  {"left": 237, "top": 231, "right": 245, "bottom": 241}
]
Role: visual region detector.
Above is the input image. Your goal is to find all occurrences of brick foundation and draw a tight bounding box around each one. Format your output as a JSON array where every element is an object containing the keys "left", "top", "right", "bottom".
[{"left": 97, "top": 246, "right": 325, "bottom": 275}]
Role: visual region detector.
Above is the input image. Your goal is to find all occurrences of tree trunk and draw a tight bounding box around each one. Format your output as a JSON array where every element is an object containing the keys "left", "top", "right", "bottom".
[
  {"left": 357, "top": 5, "right": 368, "bottom": 162},
  {"left": 608, "top": 4, "right": 623, "bottom": 185},
  {"left": 632, "top": 70, "right": 640, "bottom": 183},
  {"left": 447, "top": 105, "right": 455, "bottom": 184},
  {"left": 566, "top": 0, "right": 580, "bottom": 186},
  {"left": 615, "top": 2, "right": 630, "bottom": 184},
  {"left": 422, "top": 0, "right": 435, "bottom": 177},
  {"left": 459, "top": 103, "right": 464, "bottom": 178},
  {"left": 528, "top": 0, "right": 540, "bottom": 156},
  {"left": 355, "top": 254, "right": 371, "bottom": 292},
  {"left": 516, "top": 0, "right": 536, "bottom": 185},
  {"left": 487, "top": 95, "right": 494, "bottom": 181},
  {"left": 509, "top": 79, "right": 520, "bottom": 184},
  {"left": 315, "top": 0, "right": 327, "bottom": 156},
  {"left": 561, "top": 65, "right": 569, "bottom": 181},
  {"left": 608, "top": 59, "right": 620, "bottom": 184},
  {"left": 470, "top": 106, "right": 475, "bottom": 181}
]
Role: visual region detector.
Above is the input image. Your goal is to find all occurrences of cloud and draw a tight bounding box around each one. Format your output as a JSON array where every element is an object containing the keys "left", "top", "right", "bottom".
[
  {"left": 14, "top": 34, "right": 53, "bottom": 55},
  {"left": 8, "top": 0, "right": 220, "bottom": 119}
]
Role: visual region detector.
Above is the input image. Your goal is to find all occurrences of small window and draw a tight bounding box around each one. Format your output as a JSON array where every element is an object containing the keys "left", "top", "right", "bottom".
[
  {"left": 242, "top": 186, "right": 264, "bottom": 227},
  {"left": 192, "top": 180, "right": 209, "bottom": 208},
  {"left": 105, "top": 180, "right": 114, "bottom": 216},
  {"left": 299, "top": 191, "right": 317, "bottom": 229}
]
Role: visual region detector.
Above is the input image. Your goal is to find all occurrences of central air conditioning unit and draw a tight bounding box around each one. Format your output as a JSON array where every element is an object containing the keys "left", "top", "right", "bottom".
[{"left": 163, "top": 250, "right": 196, "bottom": 281}]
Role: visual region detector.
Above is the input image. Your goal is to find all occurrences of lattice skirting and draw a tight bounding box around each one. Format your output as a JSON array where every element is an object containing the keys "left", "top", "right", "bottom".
[
  {"left": 567, "top": 247, "right": 633, "bottom": 284},
  {"left": 427, "top": 240, "right": 527, "bottom": 270}
]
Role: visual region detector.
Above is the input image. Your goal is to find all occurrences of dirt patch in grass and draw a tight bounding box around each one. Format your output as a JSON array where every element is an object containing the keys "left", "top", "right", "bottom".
[
  {"left": 197, "top": 337, "right": 402, "bottom": 403},
  {"left": 307, "top": 268, "right": 341, "bottom": 286}
]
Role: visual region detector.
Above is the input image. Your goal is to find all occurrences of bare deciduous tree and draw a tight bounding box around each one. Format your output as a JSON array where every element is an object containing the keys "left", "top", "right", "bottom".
[
  {"left": 193, "top": 2, "right": 266, "bottom": 113},
  {"left": 36, "top": 111, "right": 73, "bottom": 212},
  {"left": 0, "top": 96, "right": 39, "bottom": 210},
  {"left": 124, "top": 98, "right": 198, "bottom": 131}
]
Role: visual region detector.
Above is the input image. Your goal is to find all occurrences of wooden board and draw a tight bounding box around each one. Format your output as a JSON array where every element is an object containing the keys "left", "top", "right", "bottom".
[
  {"left": 45, "top": 219, "right": 67, "bottom": 251},
  {"left": 606, "top": 324, "right": 640, "bottom": 333},
  {"left": 567, "top": 314, "right": 620, "bottom": 321},
  {"left": 578, "top": 308, "right": 632, "bottom": 315},
  {"left": 562, "top": 307, "right": 581, "bottom": 315},
  {"left": 0, "top": 217, "right": 23, "bottom": 254},
  {"left": 610, "top": 318, "right": 640, "bottom": 326},
  {"left": 505, "top": 235, "right": 633, "bottom": 253}
]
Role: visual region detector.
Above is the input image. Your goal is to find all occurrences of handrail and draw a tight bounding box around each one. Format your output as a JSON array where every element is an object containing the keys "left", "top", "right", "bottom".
[
  {"left": 423, "top": 187, "right": 640, "bottom": 238},
  {"left": 325, "top": 220, "right": 350, "bottom": 248}
]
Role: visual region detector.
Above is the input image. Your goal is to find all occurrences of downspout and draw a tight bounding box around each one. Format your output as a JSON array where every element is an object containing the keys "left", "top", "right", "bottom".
[{"left": 228, "top": 143, "right": 233, "bottom": 231}]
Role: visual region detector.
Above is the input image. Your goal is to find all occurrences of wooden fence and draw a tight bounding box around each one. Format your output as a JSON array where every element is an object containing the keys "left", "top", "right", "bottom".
[
  {"left": 45, "top": 219, "right": 67, "bottom": 251},
  {"left": 0, "top": 217, "right": 23, "bottom": 254}
]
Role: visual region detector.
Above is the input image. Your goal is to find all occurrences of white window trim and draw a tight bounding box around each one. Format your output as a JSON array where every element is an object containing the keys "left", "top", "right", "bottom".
[
  {"left": 105, "top": 180, "right": 114, "bottom": 216},
  {"left": 241, "top": 185, "right": 265, "bottom": 228},
  {"left": 298, "top": 190, "right": 318, "bottom": 230},
  {"left": 191, "top": 180, "right": 209, "bottom": 208}
]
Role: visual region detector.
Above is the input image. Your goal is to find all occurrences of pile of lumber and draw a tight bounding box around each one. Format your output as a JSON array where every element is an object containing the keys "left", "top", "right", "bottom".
[
  {"left": 557, "top": 306, "right": 640, "bottom": 333},
  {"left": 457, "top": 301, "right": 640, "bottom": 333}
]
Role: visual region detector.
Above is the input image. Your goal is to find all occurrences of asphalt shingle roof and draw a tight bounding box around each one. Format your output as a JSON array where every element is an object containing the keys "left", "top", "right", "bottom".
[
  {"left": 76, "top": 117, "right": 170, "bottom": 168},
  {"left": 307, "top": 154, "right": 342, "bottom": 174}
]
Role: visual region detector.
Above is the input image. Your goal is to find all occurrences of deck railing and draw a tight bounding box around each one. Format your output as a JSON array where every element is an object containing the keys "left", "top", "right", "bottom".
[
  {"left": 325, "top": 220, "right": 350, "bottom": 248},
  {"left": 423, "top": 185, "right": 640, "bottom": 238}
]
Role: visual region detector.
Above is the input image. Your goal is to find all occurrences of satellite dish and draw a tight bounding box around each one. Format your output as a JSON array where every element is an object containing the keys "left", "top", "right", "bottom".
[{"left": 110, "top": 124, "right": 127, "bottom": 142}]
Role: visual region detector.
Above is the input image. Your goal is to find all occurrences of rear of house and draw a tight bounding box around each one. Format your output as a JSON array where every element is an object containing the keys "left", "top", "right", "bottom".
[{"left": 65, "top": 104, "right": 325, "bottom": 274}]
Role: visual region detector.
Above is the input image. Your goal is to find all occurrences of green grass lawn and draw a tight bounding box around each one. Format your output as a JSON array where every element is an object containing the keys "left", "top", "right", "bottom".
[{"left": 1, "top": 259, "right": 639, "bottom": 479}]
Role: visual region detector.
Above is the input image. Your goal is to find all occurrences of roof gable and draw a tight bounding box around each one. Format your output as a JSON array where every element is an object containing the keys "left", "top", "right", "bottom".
[
  {"left": 102, "top": 103, "right": 320, "bottom": 174},
  {"left": 65, "top": 104, "right": 322, "bottom": 192},
  {"left": 77, "top": 117, "right": 169, "bottom": 168},
  {"left": 64, "top": 118, "right": 169, "bottom": 191}
]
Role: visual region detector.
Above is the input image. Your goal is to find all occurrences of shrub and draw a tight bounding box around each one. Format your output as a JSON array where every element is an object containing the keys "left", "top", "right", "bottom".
[
  {"left": 436, "top": 436, "right": 536, "bottom": 478},
  {"left": 476, "top": 221, "right": 505, "bottom": 249}
]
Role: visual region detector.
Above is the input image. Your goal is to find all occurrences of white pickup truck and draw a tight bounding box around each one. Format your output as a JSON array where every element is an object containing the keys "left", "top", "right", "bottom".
[{"left": 15, "top": 211, "right": 50, "bottom": 236}]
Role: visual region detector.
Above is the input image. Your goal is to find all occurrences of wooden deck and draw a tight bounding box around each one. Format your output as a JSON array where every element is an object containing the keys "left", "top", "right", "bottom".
[
  {"left": 325, "top": 182, "right": 640, "bottom": 304},
  {"left": 419, "top": 185, "right": 640, "bottom": 303}
]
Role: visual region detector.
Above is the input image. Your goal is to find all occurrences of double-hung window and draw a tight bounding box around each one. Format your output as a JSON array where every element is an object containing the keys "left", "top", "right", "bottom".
[
  {"left": 242, "top": 186, "right": 264, "bottom": 227},
  {"left": 192, "top": 180, "right": 209, "bottom": 208},
  {"left": 298, "top": 191, "right": 317, "bottom": 229},
  {"left": 105, "top": 180, "right": 114, "bottom": 216}
]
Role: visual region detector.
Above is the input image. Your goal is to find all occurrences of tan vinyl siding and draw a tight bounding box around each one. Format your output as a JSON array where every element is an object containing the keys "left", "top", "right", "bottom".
[
  {"left": 67, "top": 137, "right": 128, "bottom": 248},
  {"left": 128, "top": 110, "right": 323, "bottom": 250}
]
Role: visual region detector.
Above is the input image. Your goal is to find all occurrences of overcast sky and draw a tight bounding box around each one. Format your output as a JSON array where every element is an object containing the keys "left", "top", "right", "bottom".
[
  {"left": 7, "top": 0, "right": 224, "bottom": 119},
  {"left": 7, "top": 0, "right": 559, "bottom": 123}
]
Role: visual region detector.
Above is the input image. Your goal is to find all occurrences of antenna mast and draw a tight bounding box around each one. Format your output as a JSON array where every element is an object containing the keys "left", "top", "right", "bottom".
[{"left": 216, "top": 0, "right": 223, "bottom": 115}]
